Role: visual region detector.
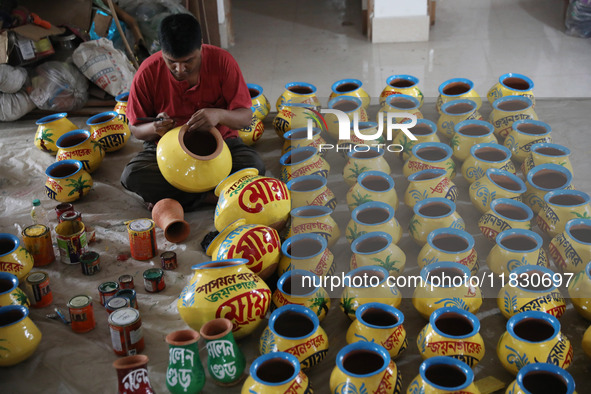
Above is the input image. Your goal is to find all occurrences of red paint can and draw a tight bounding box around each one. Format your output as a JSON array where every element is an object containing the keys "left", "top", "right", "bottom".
[
  {"left": 98, "top": 281, "right": 119, "bottom": 306},
  {"left": 160, "top": 251, "right": 177, "bottom": 270},
  {"left": 118, "top": 274, "right": 134, "bottom": 289},
  {"left": 143, "top": 268, "right": 165, "bottom": 293},
  {"left": 24, "top": 271, "right": 52, "bottom": 308},
  {"left": 55, "top": 203, "right": 74, "bottom": 220},
  {"left": 108, "top": 307, "right": 145, "bottom": 356},
  {"left": 126, "top": 219, "right": 157, "bottom": 261},
  {"left": 80, "top": 251, "right": 100, "bottom": 276},
  {"left": 67, "top": 295, "right": 96, "bottom": 333},
  {"left": 22, "top": 224, "right": 55, "bottom": 266}
]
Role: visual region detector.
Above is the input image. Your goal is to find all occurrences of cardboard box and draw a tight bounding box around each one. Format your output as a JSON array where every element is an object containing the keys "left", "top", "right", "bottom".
[{"left": 1, "top": 24, "right": 64, "bottom": 65}]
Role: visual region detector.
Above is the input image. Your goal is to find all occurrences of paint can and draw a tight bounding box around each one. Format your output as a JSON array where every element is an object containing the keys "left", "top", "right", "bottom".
[
  {"left": 116, "top": 288, "right": 138, "bottom": 309},
  {"left": 143, "top": 268, "right": 165, "bottom": 293},
  {"left": 160, "top": 251, "right": 177, "bottom": 270},
  {"left": 118, "top": 274, "right": 134, "bottom": 289},
  {"left": 55, "top": 220, "right": 88, "bottom": 264},
  {"left": 24, "top": 271, "right": 52, "bottom": 308},
  {"left": 80, "top": 251, "right": 100, "bottom": 276},
  {"left": 67, "top": 295, "right": 96, "bottom": 333},
  {"left": 21, "top": 224, "right": 55, "bottom": 266},
  {"left": 59, "top": 210, "right": 82, "bottom": 223},
  {"left": 98, "top": 281, "right": 119, "bottom": 306},
  {"left": 55, "top": 202, "right": 74, "bottom": 220},
  {"left": 106, "top": 296, "right": 130, "bottom": 314},
  {"left": 108, "top": 307, "right": 145, "bottom": 356},
  {"left": 126, "top": 219, "right": 157, "bottom": 261}
]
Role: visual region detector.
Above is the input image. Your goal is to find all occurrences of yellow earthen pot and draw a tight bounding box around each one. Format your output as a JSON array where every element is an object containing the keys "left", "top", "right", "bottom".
[
  {"left": 0, "top": 305, "right": 42, "bottom": 366},
  {"left": 34, "top": 112, "right": 77, "bottom": 154},
  {"left": 379, "top": 74, "right": 423, "bottom": 107},
  {"left": 450, "top": 119, "right": 497, "bottom": 162},
  {"left": 489, "top": 95, "right": 537, "bottom": 140},
  {"left": 247, "top": 83, "right": 271, "bottom": 120},
  {"left": 405, "top": 168, "right": 458, "bottom": 208},
  {"left": 487, "top": 73, "right": 535, "bottom": 106},
  {"left": 276, "top": 81, "right": 321, "bottom": 111},
  {"left": 56, "top": 129, "right": 105, "bottom": 173},
  {"left": 417, "top": 228, "right": 478, "bottom": 275},
  {"left": 44, "top": 160, "right": 93, "bottom": 202},
  {"left": 403, "top": 142, "right": 456, "bottom": 180},
  {"left": 280, "top": 146, "right": 330, "bottom": 183},
  {"left": 272, "top": 269, "right": 331, "bottom": 322},
  {"left": 486, "top": 229, "right": 549, "bottom": 276},
  {"left": 347, "top": 170, "right": 398, "bottom": 211},
  {"left": 241, "top": 352, "right": 311, "bottom": 394},
  {"left": 86, "top": 111, "right": 130, "bottom": 152},
  {"left": 350, "top": 231, "right": 406, "bottom": 277},
  {"left": 478, "top": 198, "right": 533, "bottom": 242},
  {"left": 407, "top": 357, "right": 480, "bottom": 394},
  {"left": 409, "top": 198, "right": 466, "bottom": 246},
  {"left": 468, "top": 168, "right": 526, "bottom": 214},
  {"left": 503, "top": 119, "right": 551, "bottom": 163},
  {"left": 436, "top": 77, "right": 482, "bottom": 114},
  {"left": 461, "top": 143, "right": 516, "bottom": 184},
  {"left": 549, "top": 218, "right": 591, "bottom": 274},
  {"left": 437, "top": 99, "right": 483, "bottom": 139},
  {"left": 330, "top": 78, "right": 370, "bottom": 109}
]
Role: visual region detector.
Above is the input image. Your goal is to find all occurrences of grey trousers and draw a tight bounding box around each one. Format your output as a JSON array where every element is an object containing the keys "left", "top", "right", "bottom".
[{"left": 120, "top": 137, "right": 266, "bottom": 211}]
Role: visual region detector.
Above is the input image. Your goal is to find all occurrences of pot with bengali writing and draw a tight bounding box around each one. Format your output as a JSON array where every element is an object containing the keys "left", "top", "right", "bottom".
[
  {"left": 56, "top": 129, "right": 105, "bottom": 173},
  {"left": 287, "top": 175, "right": 337, "bottom": 210},
  {"left": 276, "top": 82, "right": 321, "bottom": 111},
  {"left": 403, "top": 142, "right": 456, "bottom": 180},
  {"left": 286, "top": 205, "right": 340, "bottom": 249},
  {"left": 523, "top": 163, "right": 574, "bottom": 215},
  {"left": 379, "top": 74, "right": 424, "bottom": 107},
  {"left": 436, "top": 77, "right": 482, "bottom": 114},
  {"left": 324, "top": 96, "right": 369, "bottom": 141},
  {"left": 238, "top": 114, "right": 265, "bottom": 146},
  {"left": 461, "top": 143, "right": 516, "bottom": 184},
  {"left": 44, "top": 160, "right": 93, "bottom": 203},
  {"left": 277, "top": 233, "right": 335, "bottom": 278},
  {"left": 241, "top": 352, "right": 312, "bottom": 394},
  {"left": 165, "top": 329, "right": 206, "bottom": 393},
  {"left": 568, "top": 261, "right": 591, "bottom": 320},
  {"left": 259, "top": 304, "right": 329, "bottom": 369},
  {"left": 468, "top": 168, "right": 526, "bottom": 214},
  {"left": 405, "top": 168, "right": 458, "bottom": 208},
  {"left": 478, "top": 198, "right": 533, "bottom": 242},
  {"left": 376, "top": 94, "right": 423, "bottom": 129},
  {"left": 417, "top": 228, "right": 479, "bottom": 275},
  {"left": 489, "top": 95, "right": 538, "bottom": 140},
  {"left": 436, "top": 99, "right": 483, "bottom": 139},
  {"left": 346, "top": 201, "right": 402, "bottom": 245},
  {"left": 522, "top": 142, "right": 574, "bottom": 177},
  {"left": 113, "top": 355, "right": 155, "bottom": 394},
  {"left": 214, "top": 168, "right": 291, "bottom": 232},
  {"left": 506, "top": 362, "right": 576, "bottom": 394},
  {"left": 330, "top": 78, "right": 371, "bottom": 109},
  {"left": 86, "top": 111, "right": 130, "bottom": 153},
  {"left": 0, "top": 233, "right": 34, "bottom": 282},
  {"left": 486, "top": 229, "right": 549, "bottom": 276},
  {"left": 114, "top": 92, "right": 129, "bottom": 124},
  {"left": 272, "top": 269, "right": 331, "bottom": 321},
  {"left": 536, "top": 189, "right": 591, "bottom": 239},
  {"left": 248, "top": 83, "right": 271, "bottom": 120},
  {"left": 549, "top": 218, "right": 591, "bottom": 274},
  {"left": 487, "top": 73, "right": 535, "bottom": 106},
  {"left": 503, "top": 119, "right": 551, "bottom": 163},
  {"left": 282, "top": 127, "right": 327, "bottom": 157},
  {"left": 279, "top": 146, "right": 330, "bottom": 183},
  {"left": 206, "top": 219, "right": 281, "bottom": 280},
  {"left": 450, "top": 119, "right": 497, "bottom": 162},
  {"left": 177, "top": 258, "right": 271, "bottom": 340},
  {"left": 409, "top": 197, "right": 466, "bottom": 246},
  {"left": 407, "top": 356, "right": 480, "bottom": 394},
  {"left": 392, "top": 118, "right": 440, "bottom": 162}
]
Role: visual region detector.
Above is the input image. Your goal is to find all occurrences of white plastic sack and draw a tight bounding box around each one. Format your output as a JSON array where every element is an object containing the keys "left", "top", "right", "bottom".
[
  {"left": 72, "top": 37, "right": 135, "bottom": 97},
  {"left": 0, "top": 64, "right": 28, "bottom": 94},
  {"left": 29, "top": 61, "right": 88, "bottom": 112},
  {"left": 0, "top": 89, "right": 36, "bottom": 121}
]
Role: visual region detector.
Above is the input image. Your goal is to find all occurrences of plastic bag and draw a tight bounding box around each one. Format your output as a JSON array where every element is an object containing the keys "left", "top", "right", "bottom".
[
  {"left": 89, "top": 10, "right": 136, "bottom": 55},
  {"left": 565, "top": 0, "right": 591, "bottom": 38},
  {"left": 29, "top": 61, "right": 88, "bottom": 111},
  {"left": 0, "top": 89, "right": 36, "bottom": 121},
  {"left": 72, "top": 37, "right": 135, "bottom": 97},
  {"left": 0, "top": 64, "right": 28, "bottom": 94}
]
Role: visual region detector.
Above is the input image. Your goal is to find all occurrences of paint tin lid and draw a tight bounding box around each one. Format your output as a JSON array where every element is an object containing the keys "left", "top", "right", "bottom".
[
  {"left": 68, "top": 295, "right": 91, "bottom": 308},
  {"left": 26, "top": 271, "right": 48, "bottom": 284},
  {"left": 80, "top": 251, "right": 100, "bottom": 263},
  {"left": 128, "top": 219, "right": 154, "bottom": 232},
  {"left": 118, "top": 274, "right": 133, "bottom": 284},
  {"left": 109, "top": 307, "right": 140, "bottom": 326},
  {"left": 143, "top": 268, "right": 163, "bottom": 279},
  {"left": 23, "top": 224, "right": 49, "bottom": 237},
  {"left": 106, "top": 296, "right": 129, "bottom": 310},
  {"left": 99, "top": 281, "right": 119, "bottom": 293},
  {"left": 60, "top": 211, "right": 81, "bottom": 221}
]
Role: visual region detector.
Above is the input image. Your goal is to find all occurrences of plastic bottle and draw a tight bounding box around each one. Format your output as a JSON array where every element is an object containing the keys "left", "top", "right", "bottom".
[{"left": 31, "top": 199, "right": 49, "bottom": 226}]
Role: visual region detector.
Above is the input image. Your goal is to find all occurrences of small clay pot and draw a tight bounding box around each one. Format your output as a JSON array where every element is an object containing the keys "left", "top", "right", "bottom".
[{"left": 152, "top": 198, "right": 190, "bottom": 243}]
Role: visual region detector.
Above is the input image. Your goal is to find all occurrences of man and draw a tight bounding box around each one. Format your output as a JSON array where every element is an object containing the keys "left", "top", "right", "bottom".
[{"left": 121, "top": 13, "right": 265, "bottom": 211}]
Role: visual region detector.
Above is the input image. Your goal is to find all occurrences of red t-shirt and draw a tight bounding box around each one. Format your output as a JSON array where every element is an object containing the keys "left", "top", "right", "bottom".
[{"left": 126, "top": 44, "right": 250, "bottom": 139}]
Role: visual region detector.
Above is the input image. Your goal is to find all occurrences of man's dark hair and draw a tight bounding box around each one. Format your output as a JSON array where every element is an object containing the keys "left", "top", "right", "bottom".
[{"left": 158, "top": 13, "right": 203, "bottom": 58}]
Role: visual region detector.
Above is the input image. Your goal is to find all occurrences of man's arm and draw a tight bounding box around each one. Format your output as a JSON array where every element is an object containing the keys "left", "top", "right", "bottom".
[
  {"left": 185, "top": 107, "right": 251, "bottom": 132},
  {"left": 130, "top": 113, "right": 177, "bottom": 142}
]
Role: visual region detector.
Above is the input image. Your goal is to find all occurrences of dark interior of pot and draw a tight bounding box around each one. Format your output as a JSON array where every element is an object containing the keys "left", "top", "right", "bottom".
[
  {"left": 199, "top": 261, "right": 241, "bottom": 269},
  {"left": 513, "top": 317, "right": 555, "bottom": 342},
  {"left": 342, "top": 349, "right": 385, "bottom": 375},
  {"left": 282, "top": 274, "right": 313, "bottom": 296},
  {"left": 355, "top": 235, "right": 388, "bottom": 253},
  {"left": 522, "top": 371, "right": 568, "bottom": 394},
  {"left": 410, "top": 123, "right": 432, "bottom": 135},
  {"left": 357, "top": 207, "right": 390, "bottom": 224},
  {"left": 352, "top": 269, "right": 385, "bottom": 283},
  {"left": 248, "top": 87, "right": 260, "bottom": 98},
  {"left": 517, "top": 123, "right": 546, "bottom": 135},
  {"left": 288, "top": 128, "right": 309, "bottom": 140},
  {"left": 0, "top": 238, "right": 15, "bottom": 255},
  {"left": 549, "top": 194, "right": 586, "bottom": 206},
  {"left": 389, "top": 97, "right": 416, "bottom": 109},
  {"left": 535, "top": 147, "right": 566, "bottom": 156},
  {"left": 418, "top": 202, "right": 451, "bottom": 217},
  {"left": 390, "top": 78, "right": 415, "bottom": 88},
  {"left": 91, "top": 114, "right": 114, "bottom": 124},
  {"left": 201, "top": 319, "right": 230, "bottom": 337},
  {"left": 361, "top": 175, "right": 390, "bottom": 191},
  {"left": 49, "top": 163, "right": 79, "bottom": 177},
  {"left": 474, "top": 147, "right": 507, "bottom": 162},
  {"left": 0, "top": 308, "right": 24, "bottom": 326},
  {"left": 288, "top": 238, "right": 323, "bottom": 258},
  {"left": 445, "top": 102, "right": 475, "bottom": 114},
  {"left": 495, "top": 203, "right": 530, "bottom": 220},
  {"left": 497, "top": 99, "right": 530, "bottom": 111},
  {"left": 416, "top": 147, "right": 448, "bottom": 161},
  {"left": 424, "top": 363, "right": 467, "bottom": 388},
  {"left": 500, "top": 234, "right": 538, "bottom": 251},
  {"left": 171, "top": 329, "right": 200, "bottom": 342},
  {"left": 0, "top": 278, "right": 12, "bottom": 293},
  {"left": 60, "top": 133, "right": 86, "bottom": 147},
  {"left": 490, "top": 173, "right": 522, "bottom": 191},
  {"left": 503, "top": 77, "right": 531, "bottom": 91},
  {"left": 336, "top": 82, "right": 360, "bottom": 92},
  {"left": 274, "top": 310, "right": 314, "bottom": 338},
  {"left": 442, "top": 82, "right": 470, "bottom": 96},
  {"left": 333, "top": 99, "right": 359, "bottom": 112},
  {"left": 183, "top": 129, "right": 218, "bottom": 157},
  {"left": 290, "top": 177, "right": 324, "bottom": 192},
  {"left": 459, "top": 124, "right": 489, "bottom": 136},
  {"left": 360, "top": 307, "right": 398, "bottom": 327},
  {"left": 297, "top": 207, "right": 326, "bottom": 217},
  {"left": 414, "top": 171, "right": 441, "bottom": 181},
  {"left": 435, "top": 311, "right": 473, "bottom": 336},
  {"left": 256, "top": 358, "right": 295, "bottom": 383},
  {"left": 285, "top": 149, "right": 315, "bottom": 164},
  {"left": 352, "top": 149, "right": 381, "bottom": 159},
  {"left": 289, "top": 85, "right": 313, "bottom": 94},
  {"left": 428, "top": 267, "right": 465, "bottom": 284},
  {"left": 531, "top": 169, "right": 568, "bottom": 189},
  {"left": 432, "top": 234, "right": 469, "bottom": 252},
  {"left": 570, "top": 225, "right": 591, "bottom": 243}
]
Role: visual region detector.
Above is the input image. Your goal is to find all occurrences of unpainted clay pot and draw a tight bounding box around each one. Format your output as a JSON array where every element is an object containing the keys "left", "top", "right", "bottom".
[{"left": 151, "top": 198, "right": 190, "bottom": 243}]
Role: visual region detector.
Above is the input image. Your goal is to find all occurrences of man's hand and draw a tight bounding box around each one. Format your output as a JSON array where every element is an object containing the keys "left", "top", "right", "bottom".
[
  {"left": 154, "top": 112, "right": 176, "bottom": 137},
  {"left": 186, "top": 108, "right": 222, "bottom": 132}
]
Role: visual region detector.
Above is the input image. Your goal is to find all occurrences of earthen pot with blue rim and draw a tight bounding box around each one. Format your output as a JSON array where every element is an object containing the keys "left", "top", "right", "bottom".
[
  {"left": 498, "top": 264, "right": 566, "bottom": 319},
  {"left": 279, "top": 146, "right": 330, "bottom": 183},
  {"left": 56, "top": 129, "right": 105, "bottom": 173},
  {"left": 0, "top": 272, "right": 29, "bottom": 307},
  {"left": 113, "top": 92, "right": 129, "bottom": 124},
  {"left": 392, "top": 118, "right": 440, "bottom": 162},
  {"left": 523, "top": 163, "right": 574, "bottom": 214},
  {"left": 436, "top": 77, "right": 482, "bottom": 114},
  {"left": 346, "top": 170, "right": 398, "bottom": 211},
  {"left": 568, "top": 260, "right": 591, "bottom": 320},
  {"left": 44, "top": 159, "right": 93, "bottom": 203},
  {"left": 549, "top": 218, "right": 591, "bottom": 274},
  {"left": 86, "top": 111, "right": 130, "bottom": 152},
  {"left": 489, "top": 95, "right": 538, "bottom": 140},
  {"left": 325, "top": 96, "right": 368, "bottom": 141},
  {"left": 522, "top": 142, "right": 574, "bottom": 176},
  {"left": 497, "top": 310, "right": 572, "bottom": 375},
  {"left": 0, "top": 305, "right": 42, "bottom": 367},
  {"left": 376, "top": 94, "right": 423, "bottom": 130},
  {"left": 241, "top": 351, "right": 311, "bottom": 394},
  {"left": 346, "top": 201, "right": 402, "bottom": 245},
  {"left": 329, "top": 341, "right": 402, "bottom": 394},
  {"left": 486, "top": 228, "right": 549, "bottom": 276},
  {"left": 450, "top": 119, "right": 497, "bottom": 162},
  {"left": 287, "top": 205, "right": 340, "bottom": 249},
  {"left": 0, "top": 233, "right": 34, "bottom": 282},
  {"left": 277, "top": 232, "right": 335, "bottom": 277},
  {"left": 487, "top": 72, "right": 535, "bottom": 106},
  {"left": 416, "top": 306, "right": 485, "bottom": 367},
  {"left": 503, "top": 119, "right": 551, "bottom": 163},
  {"left": 343, "top": 146, "right": 390, "bottom": 187},
  {"left": 287, "top": 174, "right": 337, "bottom": 210},
  {"left": 34, "top": 112, "right": 77, "bottom": 154},
  {"left": 346, "top": 302, "right": 407, "bottom": 359},
  {"left": 405, "top": 168, "right": 458, "bottom": 208},
  {"left": 259, "top": 304, "right": 329, "bottom": 369},
  {"left": 379, "top": 73, "right": 424, "bottom": 107},
  {"left": 409, "top": 197, "right": 466, "bottom": 246},
  {"left": 271, "top": 269, "right": 331, "bottom": 321},
  {"left": 468, "top": 168, "right": 526, "bottom": 214},
  {"left": 282, "top": 127, "right": 326, "bottom": 157},
  {"left": 337, "top": 121, "right": 385, "bottom": 153},
  {"left": 247, "top": 83, "right": 271, "bottom": 120},
  {"left": 407, "top": 356, "right": 480, "bottom": 394},
  {"left": 437, "top": 98, "right": 483, "bottom": 139},
  {"left": 350, "top": 231, "right": 406, "bottom": 277},
  {"left": 461, "top": 143, "right": 516, "bottom": 184},
  {"left": 276, "top": 81, "right": 321, "bottom": 111},
  {"left": 478, "top": 198, "right": 533, "bottom": 242},
  {"left": 505, "top": 362, "right": 576, "bottom": 394},
  {"left": 403, "top": 141, "right": 456, "bottom": 179},
  {"left": 536, "top": 189, "right": 591, "bottom": 239},
  {"left": 329, "top": 78, "right": 370, "bottom": 110},
  {"left": 417, "top": 227, "right": 479, "bottom": 275}
]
